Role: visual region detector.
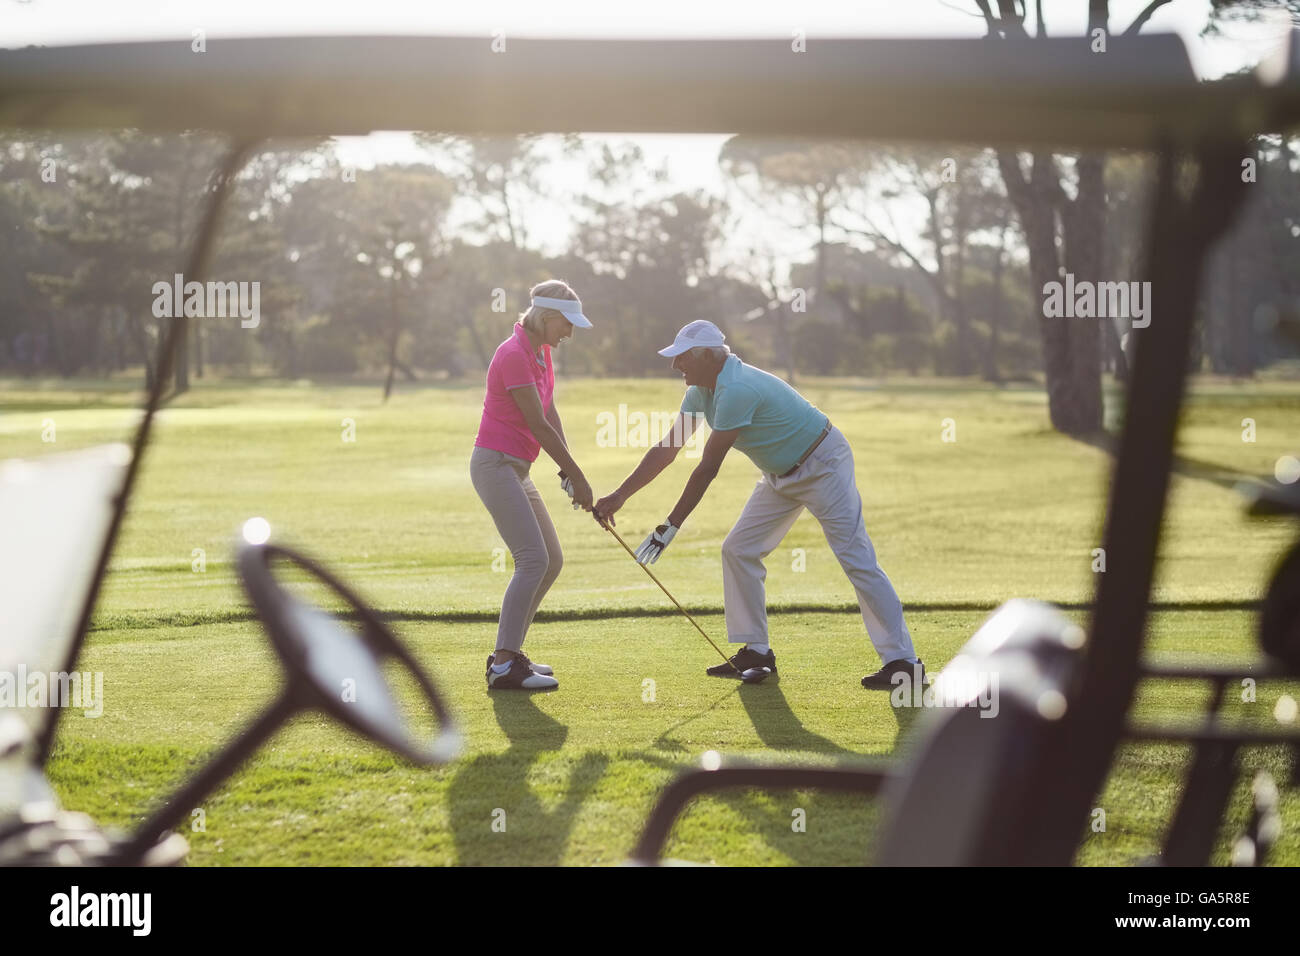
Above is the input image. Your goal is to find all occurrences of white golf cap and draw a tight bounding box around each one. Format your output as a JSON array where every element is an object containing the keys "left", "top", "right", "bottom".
[
  {"left": 532, "top": 295, "right": 592, "bottom": 329},
  {"left": 657, "top": 320, "right": 726, "bottom": 357}
]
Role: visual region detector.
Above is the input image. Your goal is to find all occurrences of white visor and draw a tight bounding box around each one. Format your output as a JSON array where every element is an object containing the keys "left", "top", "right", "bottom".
[
  {"left": 658, "top": 319, "right": 726, "bottom": 357},
  {"left": 532, "top": 295, "right": 592, "bottom": 329}
]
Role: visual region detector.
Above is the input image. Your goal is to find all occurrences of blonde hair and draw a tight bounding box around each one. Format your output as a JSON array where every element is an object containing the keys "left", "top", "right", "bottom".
[{"left": 520, "top": 279, "right": 579, "bottom": 334}]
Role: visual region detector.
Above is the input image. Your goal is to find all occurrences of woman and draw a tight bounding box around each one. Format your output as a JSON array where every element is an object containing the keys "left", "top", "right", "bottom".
[{"left": 471, "top": 279, "right": 594, "bottom": 691}]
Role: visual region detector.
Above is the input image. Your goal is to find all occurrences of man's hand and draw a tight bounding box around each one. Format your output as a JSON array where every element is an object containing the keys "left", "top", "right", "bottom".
[
  {"left": 594, "top": 490, "right": 626, "bottom": 527},
  {"left": 634, "top": 521, "right": 678, "bottom": 564}
]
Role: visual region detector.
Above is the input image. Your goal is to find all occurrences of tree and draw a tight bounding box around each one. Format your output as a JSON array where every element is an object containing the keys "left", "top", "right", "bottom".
[
  {"left": 24, "top": 131, "right": 226, "bottom": 390},
  {"left": 833, "top": 145, "right": 1008, "bottom": 377},
  {"left": 720, "top": 139, "right": 865, "bottom": 305},
  {"left": 1201, "top": 133, "right": 1300, "bottom": 374},
  {"left": 733, "top": 242, "right": 799, "bottom": 384},
  {"left": 0, "top": 135, "right": 84, "bottom": 375},
  {"left": 200, "top": 142, "right": 327, "bottom": 380},
  {"left": 103, "top": 131, "right": 232, "bottom": 392},
  {"left": 1205, "top": 1, "right": 1300, "bottom": 32},
  {"left": 415, "top": 133, "right": 576, "bottom": 250},
  {"left": 972, "top": 1, "right": 1143, "bottom": 434},
  {"left": 296, "top": 163, "right": 454, "bottom": 398},
  {"left": 570, "top": 142, "right": 727, "bottom": 375}
]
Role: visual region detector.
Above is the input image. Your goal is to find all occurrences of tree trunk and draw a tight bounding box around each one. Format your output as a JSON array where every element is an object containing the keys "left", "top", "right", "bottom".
[
  {"left": 173, "top": 317, "right": 189, "bottom": 392},
  {"left": 953, "top": 199, "right": 974, "bottom": 375},
  {"left": 953, "top": 296, "right": 974, "bottom": 376},
  {"left": 980, "top": 0, "right": 1110, "bottom": 435},
  {"left": 779, "top": 306, "right": 795, "bottom": 386},
  {"left": 1058, "top": 150, "right": 1105, "bottom": 432},
  {"left": 383, "top": 327, "right": 399, "bottom": 402},
  {"left": 130, "top": 313, "right": 155, "bottom": 393},
  {"left": 814, "top": 186, "right": 829, "bottom": 307},
  {"left": 985, "top": 222, "right": 1008, "bottom": 383},
  {"left": 1230, "top": 237, "right": 1254, "bottom": 376},
  {"left": 395, "top": 357, "right": 419, "bottom": 382},
  {"left": 383, "top": 272, "right": 402, "bottom": 402},
  {"left": 997, "top": 149, "right": 1103, "bottom": 435},
  {"left": 1101, "top": 313, "right": 1128, "bottom": 383},
  {"left": 172, "top": 161, "right": 191, "bottom": 394},
  {"left": 194, "top": 320, "right": 204, "bottom": 379},
  {"left": 465, "top": 313, "right": 491, "bottom": 368}
]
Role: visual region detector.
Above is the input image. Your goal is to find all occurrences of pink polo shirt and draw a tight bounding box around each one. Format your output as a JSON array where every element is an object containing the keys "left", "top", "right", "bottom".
[{"left": 475, "top": 322, "right": 555, "bottom": 462}]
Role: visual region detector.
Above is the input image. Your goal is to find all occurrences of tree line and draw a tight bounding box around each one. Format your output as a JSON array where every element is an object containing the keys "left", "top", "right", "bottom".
[{"left": 0, "top": 127, "right": 1295, "bottom": 428}]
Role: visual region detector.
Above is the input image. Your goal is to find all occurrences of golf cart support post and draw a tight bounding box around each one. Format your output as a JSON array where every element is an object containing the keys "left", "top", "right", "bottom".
[{"left": 3, "top": 29, "right": 1299, "bottom": 866}]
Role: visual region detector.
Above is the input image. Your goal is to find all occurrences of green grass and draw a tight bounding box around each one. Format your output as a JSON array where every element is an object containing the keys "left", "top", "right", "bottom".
[{"left": 2, "top": 374, "right": 1299, "bottom": 865}]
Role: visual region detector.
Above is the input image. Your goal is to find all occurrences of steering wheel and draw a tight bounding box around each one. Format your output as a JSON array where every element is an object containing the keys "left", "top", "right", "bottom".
[
  {"left": 97, "top": 537, "right": 462, "bottom": 865},
  {"left": 236, "top": 541, "right": 461, "bottom": 765}
]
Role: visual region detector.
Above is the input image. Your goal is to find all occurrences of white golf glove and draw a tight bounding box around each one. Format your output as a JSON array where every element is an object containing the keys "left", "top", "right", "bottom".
[
  {"left": 558, "top": 471, "right": 581, "bottom": 510},
  {"left": 635, "top": 521, "right": 678, "bottom": 564}
]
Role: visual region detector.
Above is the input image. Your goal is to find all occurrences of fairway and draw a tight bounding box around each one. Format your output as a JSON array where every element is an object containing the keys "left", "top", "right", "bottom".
[{"left": 3, "top": 376, "right": 1299, "bottom": 865}]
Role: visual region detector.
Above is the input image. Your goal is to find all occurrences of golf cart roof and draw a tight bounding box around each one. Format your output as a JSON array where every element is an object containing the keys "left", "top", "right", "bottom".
[{"left": 1, "top": 33, "right": 1299, "bottom": 147}]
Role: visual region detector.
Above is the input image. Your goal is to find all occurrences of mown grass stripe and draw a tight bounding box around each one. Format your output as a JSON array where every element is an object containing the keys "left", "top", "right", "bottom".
[{"left": 88, "top": 598, "right": 1264, "bottom": 632}]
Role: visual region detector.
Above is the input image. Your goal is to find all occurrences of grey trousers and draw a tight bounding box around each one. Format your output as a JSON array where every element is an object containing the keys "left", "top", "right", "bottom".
[{"left": 470, "top": 446, "right": 563, "bottom": 653}]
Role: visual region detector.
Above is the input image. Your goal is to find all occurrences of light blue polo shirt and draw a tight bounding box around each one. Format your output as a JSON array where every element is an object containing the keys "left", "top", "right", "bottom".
[{"left": 681, "top": 354, "right": 829, "bottom": 475}]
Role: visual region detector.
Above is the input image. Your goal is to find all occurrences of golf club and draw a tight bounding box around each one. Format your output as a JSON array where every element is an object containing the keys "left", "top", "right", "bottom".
[{"left": 594, "top": 515, "right": 772, "bottom": 684}]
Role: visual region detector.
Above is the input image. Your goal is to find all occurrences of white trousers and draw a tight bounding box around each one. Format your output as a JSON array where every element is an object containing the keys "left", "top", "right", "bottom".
[{"left": 720, "top": 425, "right": 916, "bottom": 665}]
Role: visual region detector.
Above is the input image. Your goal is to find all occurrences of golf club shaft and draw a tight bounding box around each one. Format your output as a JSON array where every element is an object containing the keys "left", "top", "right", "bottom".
[{"left": 596, "top": 517, "right": 739, "bottom": 672}]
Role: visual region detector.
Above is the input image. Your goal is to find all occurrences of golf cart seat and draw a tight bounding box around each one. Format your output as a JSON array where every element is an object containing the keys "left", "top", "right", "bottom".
[
  {"left": 874, "top": 601, "right": 1085, "bottom": 865},
  {"left": 631, "top": 600, "right": 1087, "bottom": 865},
  {"left": 0, "top": 445, "right": 188, "bottom": 865}
]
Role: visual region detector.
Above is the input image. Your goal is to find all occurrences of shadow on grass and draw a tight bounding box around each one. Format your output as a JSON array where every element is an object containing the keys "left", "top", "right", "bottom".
[
  {"left": 607, "top": 742, "right": 890, "bottom": 866},
  {"left": 737, "top": 682, "right": 857, "bottom": 757},
  {"left": 652, "top": 685, "right": 738, "bottom": 753},
  {"left": 446, "top": 692, "right": 608, "bottom": 865},
  {"left": 1073, "top": 430, "right": 1267, "bottom": 494},
  {"left": 887, "top": 687, "right": 926, "bottom": 753},
  {"left": 631, "top": 681, "right": 901, "bottom": 864}
]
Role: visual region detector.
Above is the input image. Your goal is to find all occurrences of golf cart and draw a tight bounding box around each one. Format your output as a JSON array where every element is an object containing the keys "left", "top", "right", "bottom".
[
  {"left": 2, "top": 27, "right": 1298, "bottom": 867},
  {"left": 0, "top": 439, "right": 462, "bottom": 865}
]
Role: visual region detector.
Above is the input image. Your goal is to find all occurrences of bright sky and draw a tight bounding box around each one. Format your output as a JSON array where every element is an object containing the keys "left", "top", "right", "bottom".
[
  {"left": 4, "top": 0, "right": 1286, "bottom": 74},
  {"left": 4, "top": 0, "right": 1291, "bottom": 277}
]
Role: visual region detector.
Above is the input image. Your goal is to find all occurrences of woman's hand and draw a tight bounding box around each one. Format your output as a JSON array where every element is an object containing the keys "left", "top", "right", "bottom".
[
  {"left": 558, "top": 471, "right": 581, "bottom": 510},
  {"left": 570, "top": 473, "right": 594, "bottom": 512},
  {"left": 594, "top": 489, "right": 625, "bottom": 526}
]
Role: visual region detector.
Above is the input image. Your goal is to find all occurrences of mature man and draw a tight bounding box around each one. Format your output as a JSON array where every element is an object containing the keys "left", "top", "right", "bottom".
[{"left": 594, "top": 320, "right": 922, "bottom": 689}]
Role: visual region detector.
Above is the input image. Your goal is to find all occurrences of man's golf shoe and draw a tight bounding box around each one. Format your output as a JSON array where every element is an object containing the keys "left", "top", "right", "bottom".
[
  {"left": 707, "top": 646, "right": 778, "bottom": 682},
  {"left": 862, "top": 657, "right": 925, "bottom": 691}
]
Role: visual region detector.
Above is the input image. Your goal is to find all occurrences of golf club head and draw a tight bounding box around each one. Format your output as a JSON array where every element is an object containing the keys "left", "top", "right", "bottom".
[{"left": 740, "top": 666, "right": 774, "bottom": 684}]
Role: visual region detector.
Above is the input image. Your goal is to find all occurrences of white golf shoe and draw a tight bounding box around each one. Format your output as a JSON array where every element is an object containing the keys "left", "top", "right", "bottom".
[{"left": 486, "top": 655, "right": 559, "bottom": 691}]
